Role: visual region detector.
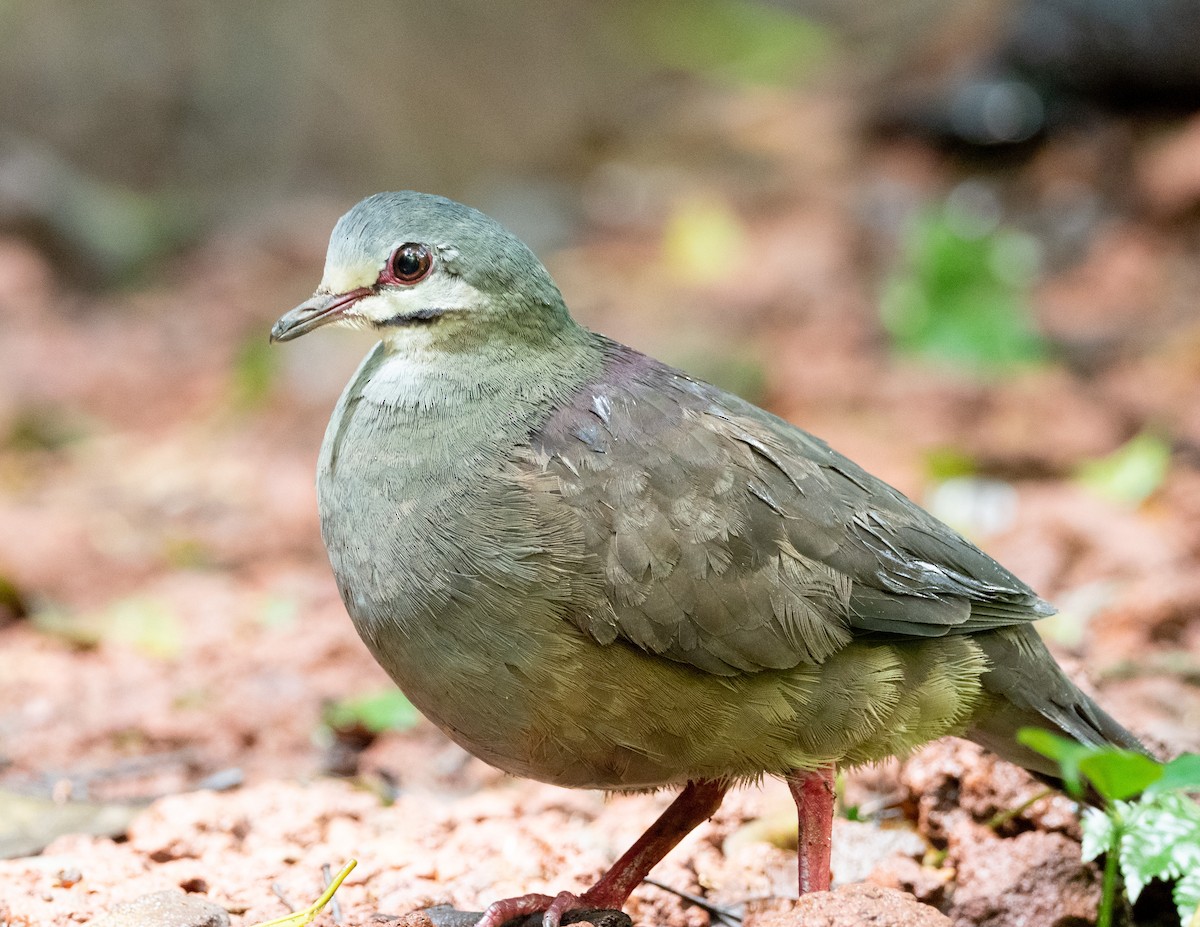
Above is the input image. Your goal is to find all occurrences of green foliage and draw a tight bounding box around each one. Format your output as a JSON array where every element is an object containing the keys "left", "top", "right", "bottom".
[
  {"left": 619, "top": 0, "right": 832, "bottom": 87},
  {"left": 322, "top": 689, "right": 419, "bottom": 735},
  {"left": 923, "top": 446, "right": 979, "bottom": 482},
  {"left": 1082, "top": 751, "right": 1165, "bottom": 803},
  {"left": 1020, "top": 729, "right": 1200, "bottom": 926},
  {"left": 1076, "top": 432, "right": 1171, "bottom": 507},
  {"left": 33, "top": 596, "right": 182, "bottom": 659},
  {"left": 1149, "top": 756, "right": 1200, "bottom": 798},
  {"left": 1115, "top": 795, "right": 1200, "bottom": 916},
  {"left": 881, "top": 207, "right": 1047, "bottom": 373},
  {"left": 1018, "top": 728, "right": 1160, "bottom": 801}
]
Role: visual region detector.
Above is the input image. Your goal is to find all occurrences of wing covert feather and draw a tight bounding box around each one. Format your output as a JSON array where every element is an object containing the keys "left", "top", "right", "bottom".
[{"left": 518, "top": 340, "right": 1051, "bottom": 676}]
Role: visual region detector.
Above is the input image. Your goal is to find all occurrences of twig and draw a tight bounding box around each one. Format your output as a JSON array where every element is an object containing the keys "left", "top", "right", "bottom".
[
  {"left": 323, "top": 863, "right": 344, "bottom": 924},
  {"left": 986, "top": 788, "right": 1055, "bottom": 830},
  {"left": 642, "top": 877, "right": 743, "bottom": 926},
  {"left": 272, "top": 884, "right": 297, "bottom": 912}
]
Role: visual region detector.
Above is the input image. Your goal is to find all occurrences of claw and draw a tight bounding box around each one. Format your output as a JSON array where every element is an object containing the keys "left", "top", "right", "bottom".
[
  {"left": 472, "top": 890, "right": 609, "bottom": 927},
  {"left": 475, "top": 893, "right": 555, "bottom": 927},
  {"left": 542, "top": 890, "right": 587, "bottom": 927},
  {"left": 472, "top": 780, "right": 730, "bottom": 927}
]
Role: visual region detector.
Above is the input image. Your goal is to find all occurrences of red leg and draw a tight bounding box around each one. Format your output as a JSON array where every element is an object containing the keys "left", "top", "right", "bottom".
[
  {"left": 476, "top": 779, "right": 729, "bottom": 927},
  {"left": 786, "top": 765, "right": 835, "bottom": 894}
]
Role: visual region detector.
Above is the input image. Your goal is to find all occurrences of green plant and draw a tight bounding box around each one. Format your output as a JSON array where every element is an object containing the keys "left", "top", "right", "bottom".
[
  {"left": 248, "top": 859, "right": 356, "bottom": 927},
  {"left": 881, "top": 206, "right": 1047, "bottom": 373},
  {"left": 33, "top": 596, "right": 183, "bottom": 658},
  {"left": 322, "top": 689, "right": 420, "bottom": 735},
  {"left": 1020, "top": 729, "right": 1200, "bottom": 927},
  {"left": 1076, "top": 431, "right": 1171, "bottom": 507}
]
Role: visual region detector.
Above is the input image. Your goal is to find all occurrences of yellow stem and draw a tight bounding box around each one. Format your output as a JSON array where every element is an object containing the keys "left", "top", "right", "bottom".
[{"left": 248, "top": 859, "right": 358, "bottom": 927}]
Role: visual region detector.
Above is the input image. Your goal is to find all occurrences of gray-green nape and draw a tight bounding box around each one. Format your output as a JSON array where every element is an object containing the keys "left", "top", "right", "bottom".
[{"left": 330, "top": 191, "right": 567, "bottom": 309}]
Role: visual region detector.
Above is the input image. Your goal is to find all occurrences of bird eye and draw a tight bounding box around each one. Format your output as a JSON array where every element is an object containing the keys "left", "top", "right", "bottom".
[{"left": 384, "top": 243, "right": 433, "bottom": 285}]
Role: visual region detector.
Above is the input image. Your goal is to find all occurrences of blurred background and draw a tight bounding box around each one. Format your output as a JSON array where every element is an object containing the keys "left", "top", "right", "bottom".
[{"left": 2, "top": 1, "right": 1200, "bottom": 924}]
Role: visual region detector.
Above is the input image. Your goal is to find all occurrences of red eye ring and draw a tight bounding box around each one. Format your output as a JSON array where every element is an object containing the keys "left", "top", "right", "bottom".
[{"left": 382, "top": 243, "right": 433, "bottom": 285}]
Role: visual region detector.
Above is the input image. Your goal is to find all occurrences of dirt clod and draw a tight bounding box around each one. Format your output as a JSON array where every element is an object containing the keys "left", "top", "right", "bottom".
[
  {"left": 948, "top": 831, "right": 1100, "bottom": 927},
  {"left": 746, "top": 884, "right": 951, "bottom": 927}
]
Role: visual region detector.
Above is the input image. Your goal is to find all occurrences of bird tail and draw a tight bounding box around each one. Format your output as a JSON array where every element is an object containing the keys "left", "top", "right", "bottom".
[{"left": 964, "top": 626, "right": 1146, "bottom": 785}]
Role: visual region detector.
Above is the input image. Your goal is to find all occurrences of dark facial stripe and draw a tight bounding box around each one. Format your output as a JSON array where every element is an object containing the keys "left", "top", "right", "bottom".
[{"left": 377, "top": 307, "right": 445, "bottom": 327}]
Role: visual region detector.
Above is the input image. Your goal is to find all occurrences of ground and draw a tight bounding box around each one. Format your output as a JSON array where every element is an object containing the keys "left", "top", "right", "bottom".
[{"left": 1, "top": 93, "right": 1199, "bottom": 927}]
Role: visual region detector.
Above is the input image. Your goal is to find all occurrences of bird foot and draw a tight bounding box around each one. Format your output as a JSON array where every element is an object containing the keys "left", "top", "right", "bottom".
[
  {"left": 472, "top": 780, "right": 729, "bottom": 927},
  {"left": 474, "top": 893, "right": 553, "bottom": 927},
  {"left": 475, "top": 890, "right": 619, "bottom": 927}
]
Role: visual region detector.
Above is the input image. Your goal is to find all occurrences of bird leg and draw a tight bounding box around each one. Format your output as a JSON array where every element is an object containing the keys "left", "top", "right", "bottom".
[
  {"left": 785, "top": 765, "right": 836, "bottom": 894},
  {"left": 475, "top": 778, "right": 729, "bottom": 927}
]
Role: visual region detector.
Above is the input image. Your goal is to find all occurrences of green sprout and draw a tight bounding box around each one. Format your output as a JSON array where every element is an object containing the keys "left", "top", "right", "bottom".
[
  {"left": 1020, "top": 729, "right": 1200, "bottom": 927},
  {"left": 248, "top": 859, "right": 356, "bottom": 927}
]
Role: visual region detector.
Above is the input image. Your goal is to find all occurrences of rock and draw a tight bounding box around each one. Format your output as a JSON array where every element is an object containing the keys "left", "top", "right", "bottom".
[
  {"left": 746, "top": 884, "right": 950, "bottom": 927},
  {"left": 868, "top": 855, "right": 953, "bottom": 908},
  {"left": 898, "top": 739, "right": 1080, "bottom": 841},
  {"left": 897, "top": 740, "right": 991, "bottom": 846},
  {"left": 949, "top": 830, "right": 1100, "bottom": 927},
  {"left": 830, "top": 818, "right": 928, "bottom": 885},
  {"left": 88, "top": 890, "right": 229, "bottom": 927}
]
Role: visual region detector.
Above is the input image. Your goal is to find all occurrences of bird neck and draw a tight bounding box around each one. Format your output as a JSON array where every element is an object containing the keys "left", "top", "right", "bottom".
[
  {"left": 318, "top": 314, "right": 605, "bottom": 522},
  {"left": 362, "top": 314, "right": 601, "bottom": 415}
]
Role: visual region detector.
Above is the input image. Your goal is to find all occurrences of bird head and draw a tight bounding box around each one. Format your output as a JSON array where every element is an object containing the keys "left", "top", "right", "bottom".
[{"left": 271, "top": 191, "right": 571, "bottom": 347}]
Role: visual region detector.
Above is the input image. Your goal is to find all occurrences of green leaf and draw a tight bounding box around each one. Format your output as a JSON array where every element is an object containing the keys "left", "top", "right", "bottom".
[
  {"left": 1076, "top": 432, "right": 1171, "bottom": 507},
  {"left": 33, "top": 597, "right": 183, "bottom": 659},
  {"left": 881, "top": 207, "right": 1047, "bottom": 374},
  {"left": 923, "top": 447, "right": 978, "bottom": 481},
  {"left": 1120, "top": 792, "right": 1200, "bottom": 903},
  {"left": 1016, "top": 728, "right": 1078, "bottom": 763},
  {"left": 1047, "top": 742, "right": 1200, "bottom": 924},
  {"left": 1017, "top": 728, "right": 1090, "bottom": 798},
  {"left": 106, "top": 597, "right": 183, "bottom": 659},
  {"left": 323, "top": 690, "right": 419, "bottom": 734},
  {"left": 1147, "top": 754, "right": 1200, "bottom": 798},
  {"left": 1081, "top": 806, "right": 1118, "bottom": 862},
  {"left": 1017, "top": 729, "right": 1164, "bottom": 802},
  {"left": 1175, "top": 865, "right": 1200, "bottom": 927},
  {"left": 1079, "top": 750, "right": 1165, "bottom": 802}
]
